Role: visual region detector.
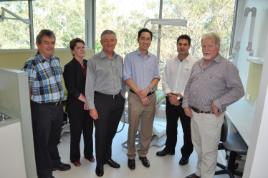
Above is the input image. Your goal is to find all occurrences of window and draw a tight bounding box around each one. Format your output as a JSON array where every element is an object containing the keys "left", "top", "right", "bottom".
[
  {"left": 33, "top": 0, "right": 85, "bottom": 48},
  {"left": 0, "top": 1, "right": 29, "bottom": 49},
  {"left": 0, "top": 0, "right": 85, "bottom": 49},
  {"left": 96, "top": 0, "right": 236, "bottom": 90},
  {"left": 95, "top": 0, "right": 160, "bottom": 55},
  {"left": 161, "top": 0, "right": 236, "bottom": 60}
]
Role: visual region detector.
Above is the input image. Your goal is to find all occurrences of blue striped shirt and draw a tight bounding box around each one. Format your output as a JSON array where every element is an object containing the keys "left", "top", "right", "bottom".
[
  {"left": 123, "top": 50, "right": 160, "bottom": 89},
  {"left": 23, "top": 54, "right": 64, "bottom": 103}
]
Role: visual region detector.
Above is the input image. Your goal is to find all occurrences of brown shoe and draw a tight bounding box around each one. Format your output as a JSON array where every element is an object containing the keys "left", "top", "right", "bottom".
[
  {"left": 139, "top": 156, "right": 150, "bottom": 168},
  {"left": 85, "top": 155, "right": 95, "bottom": 162},
  {"left": 128, "top": 159, "right": 135, "bottom": 170},
  {"left": 71, "top": 160, "right": 81, "bottom": 167}
]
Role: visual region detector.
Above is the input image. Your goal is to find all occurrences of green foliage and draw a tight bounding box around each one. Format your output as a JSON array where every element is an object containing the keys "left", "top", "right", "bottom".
[
  {"left": 0, "top": 1, "right": 29, "bottom": 49},
  {"left": 1, "top": 0, "right": 235, "bottom": 61},
  {"left": 0, "top": 0, "right": 85, "bottom": 49}
]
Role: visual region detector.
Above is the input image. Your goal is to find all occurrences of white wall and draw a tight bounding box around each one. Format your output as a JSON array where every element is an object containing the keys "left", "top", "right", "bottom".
[
  {"left": 240, "top": 0, "right": 268, "bottom": 177},
  {"left": 243, "top": 32, "right": 268, "bottom": 178},
  {"left": 227, "top": 0, "right": 268, "bottom": 177},
  {"left": 0, "top": 122, "right": 27, "bottom": 178},
  {"left": 227, "top": 0, "right": 268, "bottom": 144}
]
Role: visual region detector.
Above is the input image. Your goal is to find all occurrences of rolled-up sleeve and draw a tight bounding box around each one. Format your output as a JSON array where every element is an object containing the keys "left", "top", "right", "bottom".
[
  {"left": 85, "top": 59, "right": 96, "bottom": 109},
  {"left": 182, "top": 65, "right": 195, "bottom": 108},
  {"left": 153, "top": 57, "right": 160, "bottom": 79},
  {"left": 162, "top": 63, "right": 171, "bottom": 94},
  {"left": 23, "top": 60, "right": 36, "bottom": 89},
  {"left": 123, "top": 54, "right": 132, "bottom": 81},
  {"left": 214, "top": 63, "right": 244, "bottom": 111}
]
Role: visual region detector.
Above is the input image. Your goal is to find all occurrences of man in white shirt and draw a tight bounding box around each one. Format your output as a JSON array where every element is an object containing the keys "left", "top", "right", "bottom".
[{"left": 156, "top": 35, "right": 197, "bottom": 166}]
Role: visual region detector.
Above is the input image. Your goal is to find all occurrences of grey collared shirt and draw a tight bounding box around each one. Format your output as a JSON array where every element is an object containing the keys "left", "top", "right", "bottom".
[
  {"left": 85, "top": 51, "right": 124, "bottom": 109},
  {"left": 182, "top": 54, "right": 244, "bottom": 112}
]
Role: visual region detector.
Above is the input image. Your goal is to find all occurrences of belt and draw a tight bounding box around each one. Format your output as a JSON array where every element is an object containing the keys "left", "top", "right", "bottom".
[
  {"left": 31, "top": 101, "right": 63, "bottom": 106},
  {"left": 129, "top": 89, "right": 155, "bottom": 96},
  {"left": 95, "top": 91, "right": 121, "bottom": 98},
  {"left": 190, "top": 106, "right": 212, "bottom": 114},
  {"left": 46, "top": 101, "right": 63, "bottom": 106}
]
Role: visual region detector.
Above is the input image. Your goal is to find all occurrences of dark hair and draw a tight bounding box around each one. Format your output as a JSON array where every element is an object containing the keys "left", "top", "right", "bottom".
[
  {"left": 36, "top": 29, "right": 56, "bottom": 44},
  {"left": 69, "top": 38, "right": 85, "bottom": 50},
  {"left": 138, "top": 28, "right": 153, "bottom": 40},
  {"left": 177, "top": 34, "right": 191, "bottom": 45}
]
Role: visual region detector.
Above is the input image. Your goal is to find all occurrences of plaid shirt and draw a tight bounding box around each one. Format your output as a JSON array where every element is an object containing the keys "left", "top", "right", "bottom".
[{"left": 23, "top": 54, "right": 64, "bottom": 103}]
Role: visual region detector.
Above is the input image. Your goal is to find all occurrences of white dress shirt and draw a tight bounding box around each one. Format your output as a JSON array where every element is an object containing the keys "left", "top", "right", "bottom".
[{"left": 162, "top": 54, "right": 197, "bottom": 96}]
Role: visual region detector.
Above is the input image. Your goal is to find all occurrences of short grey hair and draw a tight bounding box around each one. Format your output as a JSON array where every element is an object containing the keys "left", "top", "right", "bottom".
[
  {"left": 201, "top": 32, "right": 221, "bottom": 47},
  {"left": 100, "top": 30, "right": 116, "bottom": 39}
]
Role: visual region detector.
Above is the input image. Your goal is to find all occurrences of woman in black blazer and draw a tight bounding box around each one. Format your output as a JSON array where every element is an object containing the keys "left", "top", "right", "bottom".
[{"left": 63, "top": 38, "right": 94, "bottom": 166}]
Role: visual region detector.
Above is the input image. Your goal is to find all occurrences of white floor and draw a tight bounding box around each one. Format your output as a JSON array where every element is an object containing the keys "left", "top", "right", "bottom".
[{"left": 54, "top": 121, "right": 234, "bottom": 178}]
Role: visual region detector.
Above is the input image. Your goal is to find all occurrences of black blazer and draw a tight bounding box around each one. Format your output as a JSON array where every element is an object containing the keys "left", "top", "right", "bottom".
[{"left": 63, "top": 58, "right": 87, "bottom": 113}]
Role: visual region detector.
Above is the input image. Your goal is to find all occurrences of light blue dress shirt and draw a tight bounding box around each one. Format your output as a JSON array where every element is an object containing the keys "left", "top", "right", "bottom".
[{"left": 123, "top": 50, "right": 160, "bottom": 90}]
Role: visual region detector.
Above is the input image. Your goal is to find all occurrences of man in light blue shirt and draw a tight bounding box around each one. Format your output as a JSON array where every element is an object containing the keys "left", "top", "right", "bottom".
[{"left": 123, "top": 28, "right": 160, "bottom": 170}]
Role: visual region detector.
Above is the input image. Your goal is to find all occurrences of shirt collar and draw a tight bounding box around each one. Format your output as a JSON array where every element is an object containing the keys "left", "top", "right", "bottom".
[
  {"left": 35, "top": 53, "right": 52, "bottom": 63},
  {"left": 200, "top": 54, "right": 222, "bottom": 64},
  {"left": 214, "top": 54, "right": 222, "bottom": 63},
  {"left": 136, "top": 49, "right": 152, "bottom": 57},
  {"left": 100, "top": 50, "right": 118, "bottom": 60},
  {"left": 176, "top": 54, "right": 191, "bottom": 62}
]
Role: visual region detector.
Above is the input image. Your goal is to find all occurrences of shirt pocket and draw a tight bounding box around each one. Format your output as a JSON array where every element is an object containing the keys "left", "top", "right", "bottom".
[
  {"left": 114, "top": 61, "right": 123, "bottom": 78},
  {"left": 184, "top": 65, "right": 191, "bottom": 72}
]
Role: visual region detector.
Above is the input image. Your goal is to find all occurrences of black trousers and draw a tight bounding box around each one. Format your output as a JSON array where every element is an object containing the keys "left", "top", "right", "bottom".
[
  {"left": 68, "top": 100, "right": 93, "bottom": 162},
  {"left": 31, "top": 101, "right": 63, "bottom": 178},
  {"left": 94, "top": 92, "right": 125, "bottom": 165},
  {"left": 165, "top": 97, "right": 193, "bottom": 157}
]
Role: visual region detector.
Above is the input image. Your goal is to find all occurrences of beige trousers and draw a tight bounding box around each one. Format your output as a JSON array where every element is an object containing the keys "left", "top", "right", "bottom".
[
  {"left": 191, "top": 111, "right": 224, "bottom": 178},
  {"left": 127, "top": 92, "right": 156, "bottom": 159}
]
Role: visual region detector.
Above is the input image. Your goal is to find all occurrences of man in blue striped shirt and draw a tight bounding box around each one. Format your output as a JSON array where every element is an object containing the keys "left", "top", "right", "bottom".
[
  {"left": 123, "top": 28, "right": 160, "bottom": 170},
  {"left": 23, "top": 29, "right": 70, "bottom": 178}
]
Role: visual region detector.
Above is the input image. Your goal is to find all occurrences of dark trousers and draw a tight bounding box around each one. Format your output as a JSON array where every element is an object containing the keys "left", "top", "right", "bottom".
[
  {"left": 165, "top": 97, "right": 193, "bottom": 157},
  {"left": 68, "top": 101, "right": 93, "bottom": 162},
  {"left": 31, "top": 101, "right": 63, "bottom": 178},
  {"left": 94, "top": 92, "right": 125, "bottom": 165}
]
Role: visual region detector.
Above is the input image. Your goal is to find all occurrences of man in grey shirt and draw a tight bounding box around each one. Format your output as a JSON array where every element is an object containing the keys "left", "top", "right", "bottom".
[
  {"left": 85, "top": 30, "right": 125, "bottom": 177},
  {"left": 183, "top": 32, "right": 244, "bottom": 178}
]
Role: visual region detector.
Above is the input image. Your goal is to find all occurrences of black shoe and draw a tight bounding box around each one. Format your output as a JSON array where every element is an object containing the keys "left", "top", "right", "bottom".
[
  {"left": 39, "top": 176, "right": 55, "bottom": 178},
  {"left": 95, "top": 164, "right": 104, "bottom": 177},
  {"left": 128, "top": 159, "right": 135, "bottom": 170},
  {"left": 179, "top": 156, "right": 189, "bottom": 165},
  {"left": 139, "top": 156, "right": 150, "bottom": 167},
  {"left": 156, "top": 149, "right": 175, "bottom": 156},
  {"left": 52, "top": 162, "right": 71, "bottom": 171},
  {"left": 185, "top": 173, "right": 200, "bottom": 178},
  {"left": 106, "top": 159, "right": 120, "bottom": 168}
]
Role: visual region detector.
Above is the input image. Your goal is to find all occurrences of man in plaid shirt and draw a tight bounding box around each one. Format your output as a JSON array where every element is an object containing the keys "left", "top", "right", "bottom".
[{"left": 23, "top": 29, "right": 70, "bottom": 178}]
